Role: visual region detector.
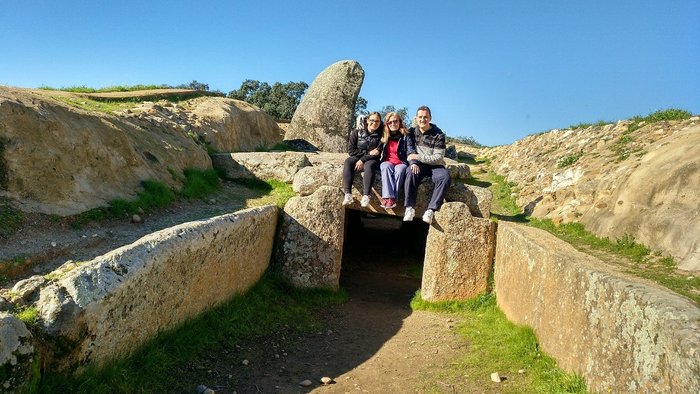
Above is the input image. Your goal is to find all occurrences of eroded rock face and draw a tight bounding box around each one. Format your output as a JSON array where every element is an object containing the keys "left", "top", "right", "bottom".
[
  {"left": 0, "top": 87, "right": 211, "bottom": 215},
  {"left": 275, "top": 186, "right": 345, "bottom": 289},
  {"left": 421, "top": 202, "right": 496, "bottom": 301},
  {"left": 36, "top": 206, "right": 278, "bottom": 371},
  {"left": 285, "top": 60, "right": 364, "bottom": 152},
  {"left": 581, "top": 126, "right": 700, "bottom": 272},
  {"left": 494, "top": 222, "right": 700, "bottom": 393},
  {"left": 0, "top": 312, "right": 34, "bottom": 392},
  {"left": 187, "top": 97, "right": 283, "bottom": 152},
  {"left": 478, "top": 117, "right": 700, "bottom": 272}
]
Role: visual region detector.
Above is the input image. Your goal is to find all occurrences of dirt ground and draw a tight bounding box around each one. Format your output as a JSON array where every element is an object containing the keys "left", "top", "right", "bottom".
[
  {"left": 171, "top": 213, "right": 472, "bottom": 394},
  {"left": 2, "top": 183, "right": 473, "bottom": 393}
]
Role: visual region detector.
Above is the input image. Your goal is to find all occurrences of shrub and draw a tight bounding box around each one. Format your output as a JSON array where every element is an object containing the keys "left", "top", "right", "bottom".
[
  {"left": 627, "top": 108, "right": 693, "bottom": 133},
  {"left": 558, "top": 151, "right": 584, "bottom": 168}
]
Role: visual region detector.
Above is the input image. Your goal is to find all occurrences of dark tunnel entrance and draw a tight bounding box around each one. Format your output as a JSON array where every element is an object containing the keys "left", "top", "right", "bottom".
[{"left": 340, "top": 209, "right": 430, "bottom": 303}]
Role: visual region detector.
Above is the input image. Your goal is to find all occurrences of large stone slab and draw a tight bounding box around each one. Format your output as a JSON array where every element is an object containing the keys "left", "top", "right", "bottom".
[
  {"left": 211, "top": 152, "right": 311, "bottom": 183},
  {"left": 494, "top": 221, "right": 700, "bottom": 393},
  {"left": 285, "top": 60, "right": 364, "bottom": 152},
  {"left": 421, "top": 202, "right": 496, "bottom": 301},
  {"left": 291, "top": 159, "right": 491, "bottom": 219},
  {"left": 275, "top": 186, "right": 345, "bottom": 289},
  {"left": 36, "top": 205, "right": 278, "bottom": 371}
]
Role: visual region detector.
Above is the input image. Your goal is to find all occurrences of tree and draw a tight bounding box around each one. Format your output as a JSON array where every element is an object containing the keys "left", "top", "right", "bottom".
[
  {"left": 228, "top": 80, "right": 308, "bottom": 120},
  {"left": 176, "top": 80, "right": 209, "bottom": 91},
  {"left": 354, "top": 96, "right": 368, "bottom": 117},
  {"left": 379, "top": 105, "right": 410, "bottom": 127}
]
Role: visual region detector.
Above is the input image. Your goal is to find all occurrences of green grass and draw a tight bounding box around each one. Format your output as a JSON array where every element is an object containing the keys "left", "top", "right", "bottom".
[
  {"left": 49, "top": 95, "right": 137, "bottom": 114},
  {"left": 0, "top": 197, "right": 24, "bottom": 237},
  {"left": 71, "top": 168, "right": 218, "bottom": 228},
  {"left": 567, "top": 120, "right": 610, "bottom": 130},
  {"left": 412, "top": 293, "right": 587, "bottom": 393},
  {"left": 16, "top": 306, "right": 39, "bottom": 327},
  {"left": 528, "top": 219, "right": 650, "bottom": 262},
  {"left": 39, "top": 84, "right": 171, "bottom": 93},
  {"left": 179, "top": 168, "right": 220, "bottom": 199},
  {"left": 482, "top": 171, "right": 521, "bottom": 218},
  {"left": 558, "top": 151, "right": 584, "bottom": 168},
  {"left": 470, "top": 164, "right": 699, "bottom": 306},
  {"left": 609, "top": 134, "right": 640, "bottom": 162},
  {"left": 626, "top": 108, "right": 693, "bottom": 133},
  {"left": 0, "top": 254, "right": 30, "bottom": 281},
  {"left": 36, "top": 273, "right": 348, "bottom": 393},
  {"left": 234, "top": 178, "right": 295, "bottom": 208}
]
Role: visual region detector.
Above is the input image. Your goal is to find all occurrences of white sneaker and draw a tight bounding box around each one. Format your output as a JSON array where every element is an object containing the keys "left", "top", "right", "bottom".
[
  {"left": 342, "top": 193, "right": 353, "bottom": 206},
  {"left": 422, "top": 209, "right": 434, "bottom": 224},
  {"left": 360, "top": 195, "right": 370, "bottom": 207},
  {"left": 403, "top": 206, "right": 415, "bottom": 222}
]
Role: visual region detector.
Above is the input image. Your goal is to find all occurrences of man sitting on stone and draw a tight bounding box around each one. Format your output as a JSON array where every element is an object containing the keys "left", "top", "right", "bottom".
[{"left": 403, "top": 106, "right": 451, "bottom": 224}]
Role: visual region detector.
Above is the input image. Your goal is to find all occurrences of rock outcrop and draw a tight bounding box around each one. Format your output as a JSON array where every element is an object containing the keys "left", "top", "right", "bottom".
[
  {"left": 187, "top": 97, "right": 283, "bottom": 152},
  {"left": 211, "top": 152, "right": 311, "bottom": 183},
  {"left": 494, "top": 221, "right": 700, "bottom": 393},
  {"left": 0, "top": 87, "right": 211, "bottom": 216},
  {"left": 478, "top": 117, "right": 700, "bottom": 272},
  {"left": 285, "top": 60, "right": 364, "bottom": 152},
  {"left": 0, "top": 312, "right": 34, "bottom": 392}
]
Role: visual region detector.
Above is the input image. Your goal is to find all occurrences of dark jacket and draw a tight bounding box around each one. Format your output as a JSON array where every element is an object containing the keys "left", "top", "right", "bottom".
[
  {"left": 348, "top": 127, "right": 383, "bottom": 162},
  {"left": 406, "top": 124, "right": 446, "bottom": 166},
  {"left": 380, "top": 132, "right": 408, "bottom": 164}
]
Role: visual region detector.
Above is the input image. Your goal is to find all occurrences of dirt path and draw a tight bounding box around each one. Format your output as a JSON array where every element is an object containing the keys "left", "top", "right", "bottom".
[{"left": 180, "top": 214, "right": 470, "bottom": 394}]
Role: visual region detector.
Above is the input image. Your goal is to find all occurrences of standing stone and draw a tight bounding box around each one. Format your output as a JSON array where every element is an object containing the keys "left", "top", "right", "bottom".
[
  {"left": 285, "top": 60, "right": 364, "bottom": 152},
  {"left": 421, "top": 202, "right": 496, "bottom": 301},
  {"left": 275, "top": 186, "right": 345, "bottom": 289}
]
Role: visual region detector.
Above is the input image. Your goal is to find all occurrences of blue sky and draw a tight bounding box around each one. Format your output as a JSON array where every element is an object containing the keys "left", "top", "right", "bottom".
[{"left": 2, "top": 1, "right": 698, "bottom": 146}]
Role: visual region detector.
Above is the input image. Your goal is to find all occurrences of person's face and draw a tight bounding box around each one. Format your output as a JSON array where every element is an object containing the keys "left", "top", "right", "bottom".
[
  {"left": 387, "top": 116, "right": 401, "bottom": 131},
  {"left": 416, "top": 110, "right": 431, "bottom": 130},
  {"left": 367, "top": 115, "right": 381, "bottom": 132}
]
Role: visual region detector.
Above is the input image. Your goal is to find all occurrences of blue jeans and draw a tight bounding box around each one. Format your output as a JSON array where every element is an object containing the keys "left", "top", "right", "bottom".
[
  {"left": 380, "top": 161, "right": 408, "bottom": 199},
  {"left": 404, "top": 163, "right": 451, "bottom": 210}
]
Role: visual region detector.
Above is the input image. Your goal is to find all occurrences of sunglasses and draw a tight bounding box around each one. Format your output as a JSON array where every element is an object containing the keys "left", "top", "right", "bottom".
[{"left": 387, "top": 120, "right": 400, "bottom": 124}]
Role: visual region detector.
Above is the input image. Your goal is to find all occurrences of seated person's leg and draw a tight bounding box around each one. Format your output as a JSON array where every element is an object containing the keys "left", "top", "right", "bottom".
[{"left": 428, "top": 167, "right": 451, "bottom": 211}]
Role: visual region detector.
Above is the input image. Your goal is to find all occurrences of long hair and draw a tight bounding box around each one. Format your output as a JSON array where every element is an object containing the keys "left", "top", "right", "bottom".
[
  {"left": 355, "top": 114, "right": 367, "bottom": 131},
  {"left": 381, "top": 112, "right": 408, "bottom": 143}
]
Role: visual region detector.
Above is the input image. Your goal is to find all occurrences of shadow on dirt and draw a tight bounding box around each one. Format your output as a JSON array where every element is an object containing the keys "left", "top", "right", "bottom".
[{"left": 231, "top": 210, "right": 429, "bottom": 393}]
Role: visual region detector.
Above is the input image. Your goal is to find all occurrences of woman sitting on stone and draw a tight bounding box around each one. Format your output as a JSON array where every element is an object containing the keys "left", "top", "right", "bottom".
[
  {"left": 342, "top": 112, "right": 383, "bottom": 207},
  {"left": 378, "top": 112, "right": 409, "bottom": 209}
]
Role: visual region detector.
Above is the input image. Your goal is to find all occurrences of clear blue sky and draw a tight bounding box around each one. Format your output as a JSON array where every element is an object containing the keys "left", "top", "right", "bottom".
[{"left": 2, "top": 1, "right": 698, "bottom": 146}]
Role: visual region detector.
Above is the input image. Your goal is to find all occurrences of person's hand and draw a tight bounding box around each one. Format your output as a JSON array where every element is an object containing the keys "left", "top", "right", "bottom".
[
  {"left": 408, "top": 153, "right": 420, "bottom": 161},
  {"left": 355, "top": 160, "right": 364, "bottom": 171},
  {"left": 369, "top": 148, "right": 379, "bottom": 156},
  {"left": 410, "top": 163, "right": 420, "bottom": 174}
]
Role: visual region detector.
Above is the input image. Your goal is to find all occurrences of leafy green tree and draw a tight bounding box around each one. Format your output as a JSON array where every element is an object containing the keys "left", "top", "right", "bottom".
[
  {"left": 176, "top": 80, "right": 209, "bottom": 91},
  {"left": 379, "top": 105, "right": 410, "bottom": 127},
  {"left": 354, "top": 96, "right": 368, "bottom": 117},
  {"left": 228, "top": 80, "right": 308, "bottom": 120}
]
